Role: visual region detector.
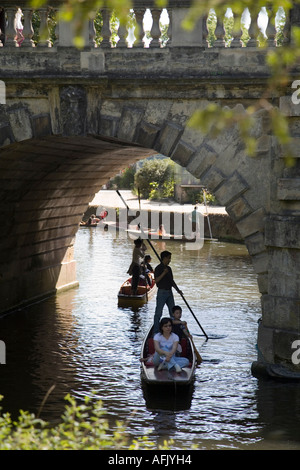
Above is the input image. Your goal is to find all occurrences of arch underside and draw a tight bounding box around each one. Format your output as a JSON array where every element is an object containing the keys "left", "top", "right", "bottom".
[
  {"left": 0, "top": 133, "right": 156, "bottom": 313},
  {"left": 1, "top": 93, "right": 300, "bottom": 377}
]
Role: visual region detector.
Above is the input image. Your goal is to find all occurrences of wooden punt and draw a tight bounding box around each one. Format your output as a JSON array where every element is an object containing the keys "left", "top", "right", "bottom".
[
  {"left": 140, "top": 326, "right": 196, "bottom": 386},
  {"left": 127, "top": 228, "right": 218, "bottom": 243},
  {"left": 117, "top": 273, "right": 157, "bottom": 308},
  {"left": 102, "top": 223, "right": 218, "bottom": 242}
]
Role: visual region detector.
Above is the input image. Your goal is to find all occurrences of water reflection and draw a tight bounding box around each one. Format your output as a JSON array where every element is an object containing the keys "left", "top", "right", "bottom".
[
  {"left": 255, "top": 379, "right": 300, "bottom": 445},
  {"left": 0, "top": 290, "right": 80, "bottom": 421},
  {"left": 142, "top": 383, "right": 194, "bottom": 412},
  {"left": 1, "top": 228, "right": 300, "bottom": 448}
]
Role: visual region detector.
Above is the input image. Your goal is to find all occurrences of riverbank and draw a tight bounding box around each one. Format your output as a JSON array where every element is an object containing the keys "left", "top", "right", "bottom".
[{"left": 83, "top": 190, "right": 243, "bottom": 242}]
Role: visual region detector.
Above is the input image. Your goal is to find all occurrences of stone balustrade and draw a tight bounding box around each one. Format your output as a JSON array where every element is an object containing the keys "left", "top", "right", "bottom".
[{"left": 0, "top": 1, "right": 291, "bottom": 50}]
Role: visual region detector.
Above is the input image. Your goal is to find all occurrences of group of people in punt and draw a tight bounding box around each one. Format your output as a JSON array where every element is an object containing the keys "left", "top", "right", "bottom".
[
  {"left": 152, "top": 250, "right": 192, "bottom": 373},
  {"left": 152, "top": 307, "right": 191, "bottom": 374},
  {"left": 127, "top": 238, "right": 154, "bottom": 295},
  {"left": 80, "top": 210, "right": 108, "bottom": 227},
  {"left": 128, "top": 240, "right": 192, "bottom": 374}
]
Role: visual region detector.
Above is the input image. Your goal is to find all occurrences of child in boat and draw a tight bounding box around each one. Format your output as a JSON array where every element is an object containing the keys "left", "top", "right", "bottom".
[
  {"left": 144, "top": 255, "right": 153, "bottom": 273},
  {"left": 142, "top": 255, "right": 154, "bottom": 287},
  {"left": 171, "top": 305, "right": 192, "bottom": 340},
  {"left": 153, "top": 317, "right": 189, "bottom": 373}
]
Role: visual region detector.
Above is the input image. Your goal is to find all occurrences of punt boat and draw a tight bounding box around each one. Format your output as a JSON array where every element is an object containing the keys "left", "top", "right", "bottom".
[
  {"left": 140, "top": 326, "right": 196, "bottom": 386},
  {"left": 118, "top": 273, "right": 157, "bottom": 308}
]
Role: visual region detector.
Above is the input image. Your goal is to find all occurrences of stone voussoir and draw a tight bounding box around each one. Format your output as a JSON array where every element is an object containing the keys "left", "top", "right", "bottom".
[
  {"left": 214, "top": 171, "right": 249, "bottom": 206},
  {"left": 236, "top": 208, "right": 266, "bottom": 239}
]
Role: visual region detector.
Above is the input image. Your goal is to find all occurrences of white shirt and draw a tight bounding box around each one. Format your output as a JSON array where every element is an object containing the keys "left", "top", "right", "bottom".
[
  {"left": 132, "top": 246, "right": 144, "bottom": 265},
  {"left": 154, "top": 332, "right": 179, "bottom": 352}
]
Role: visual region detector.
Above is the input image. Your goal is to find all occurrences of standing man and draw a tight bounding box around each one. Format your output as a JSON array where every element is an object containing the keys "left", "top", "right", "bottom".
[
  {"left": 153, "top": 251, "right": 183, "bottom": 333},
  {"left": 127, "top": 238, "right": 146, "bottom": 295}
]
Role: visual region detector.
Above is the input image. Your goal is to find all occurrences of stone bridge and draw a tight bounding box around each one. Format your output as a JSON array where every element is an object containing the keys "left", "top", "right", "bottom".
[{"left": 1, "top": 0, "right": 300, "bottom": 378}]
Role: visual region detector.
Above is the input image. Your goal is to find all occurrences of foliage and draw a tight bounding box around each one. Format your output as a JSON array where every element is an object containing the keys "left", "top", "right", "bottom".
[
  {"left": 108, "top": 160, "right": 175, "bottom": 198},
  {"left": 201, "top": 190, "right": 216, "bottom": 205},
  {"left": 134, "top": 158, "right": 175, "bottom": 199},
  {"left": 109, "top": 165, "right": 136, "bottom": 190},
  {"left": 93, "top": 10, "right": 103, "bottom": 47},
  {"left": 0, "top": 394, "right": 172, "bottom": 450},
  {"left": 148, "top": 179, "right": 174, "bottom": 200},
  {"left": 31, "top": 8, "right": 57, "bottom": 46},
  {"left": 183, "top": 188, "right": 217, "bottom": 205}
]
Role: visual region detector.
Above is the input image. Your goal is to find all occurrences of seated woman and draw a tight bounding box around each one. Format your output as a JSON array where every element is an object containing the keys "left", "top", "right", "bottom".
[{"left": 153, "top": 317, "right": 190, "bottom": 373}]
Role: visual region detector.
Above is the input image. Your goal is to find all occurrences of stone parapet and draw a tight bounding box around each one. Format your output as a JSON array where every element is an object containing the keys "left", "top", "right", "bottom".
[
  {"left": 0, "top": 48, "right": 277, "bottom": 82},
  {"left": 0, "top": 2, "right": 289, "bottom": 51}
]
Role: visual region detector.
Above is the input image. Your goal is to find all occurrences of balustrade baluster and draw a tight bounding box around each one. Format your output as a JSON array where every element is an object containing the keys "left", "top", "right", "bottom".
[
  {"left": 203, "top": 15, "right": 209, "bottom": 47},
  {"left": 89, "top": 16, "right": 96, "bottom": 47},
  {"left": 134, "top": 9, "right": 145, "bottom": 48},
  {"left": 101, "top": 8, "right": 111, "bottom": 47},
  {"left": 214, "top": 17, "right": 225, "bottom": 47},
  {"left": 266, "top": 10, "right": 277, "bottom": 47},
  {"left": 117, "top": 20, "right": 128, "bottom": 48},
  {"left": 37, "top": 8, "right": 51, "bottom": 47},
  {"left": 150, "top": 9, "right": 161, "bottom": 48},
  {"left": 0, "top": 3, "right": 291, "bottom": 51},
  {"left": 281, "top": 10, "right": 289, "bottom": 45},
  {"left": 247, "top": 13, "right": 259, "bottom": 47},
  {"left": 231, "top": 13, "right": 242, "bottom": 48},
  {"left": 5, "top": 7, "right": 17, "bottom": 47},
  {"left": 22, "top": 9, "right": 34, "bottom": 47}
]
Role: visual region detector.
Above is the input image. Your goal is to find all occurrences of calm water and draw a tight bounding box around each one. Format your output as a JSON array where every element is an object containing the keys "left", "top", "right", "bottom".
[{"left": 1, "top": 228, "right": 300, "bottom": 450}]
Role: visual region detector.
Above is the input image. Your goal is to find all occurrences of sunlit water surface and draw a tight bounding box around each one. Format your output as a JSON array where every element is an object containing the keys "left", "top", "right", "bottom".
[{"left": 1, "top": 228, "right": 300, "bottom": 450}]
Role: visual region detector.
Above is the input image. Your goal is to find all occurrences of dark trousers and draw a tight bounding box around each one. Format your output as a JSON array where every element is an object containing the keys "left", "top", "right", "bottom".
[
  {"left": 131, "top": 265, "right": 140, "bottom": 293},
  {"left": 153, "top": 289, "right": 175, "bottom": 333}
]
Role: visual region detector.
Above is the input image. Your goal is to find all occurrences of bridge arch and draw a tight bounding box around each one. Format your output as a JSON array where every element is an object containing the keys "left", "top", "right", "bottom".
[{"left": 1, "top": 95, "right": 285, "bottom": 377}]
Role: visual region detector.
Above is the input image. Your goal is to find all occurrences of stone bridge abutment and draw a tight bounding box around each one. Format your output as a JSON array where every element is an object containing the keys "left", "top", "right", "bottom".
[{"left": 1, "top": 1, "right": 300, "bottom": 377}]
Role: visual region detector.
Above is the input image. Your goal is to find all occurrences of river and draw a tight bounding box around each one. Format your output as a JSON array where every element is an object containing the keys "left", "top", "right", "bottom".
[{"left": 1, "top": 227, "right": 300, "bottom": 450}]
